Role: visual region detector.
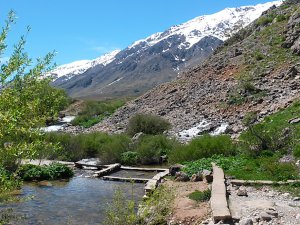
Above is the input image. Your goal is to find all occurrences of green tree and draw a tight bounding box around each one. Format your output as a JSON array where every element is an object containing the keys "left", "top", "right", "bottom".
[{"left": 0, "top": 10, "right": 69, "bottom": 171}]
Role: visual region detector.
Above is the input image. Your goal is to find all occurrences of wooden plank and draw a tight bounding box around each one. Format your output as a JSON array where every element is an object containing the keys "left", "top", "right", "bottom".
[
  {"left": 211, "top": 164, "right": 232, "bottom": 223},
  {"left": 94, "top": 163, "right": 121, "bottom": 177},
  {"left": 120, "top": 166, "right": 168, "bottom": 172},
  {"left": 145, "top": 179, "right": 158, "bottom": 194},
  {"left": 231, "top": 179, "right": 300, "bottom": 186},
  {"left": 103, "top": 176, "right": 150, "bottom": 183}
]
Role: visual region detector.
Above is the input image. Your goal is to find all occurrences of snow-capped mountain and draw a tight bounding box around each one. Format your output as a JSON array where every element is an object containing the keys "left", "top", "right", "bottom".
[
  {"left": 129, "top": 1, "right": 281, "bottom": 49},
  {"left": 51, "top": 1, "right": 282, "bottom": 99},
  {"left": 45, "top": 50, "right": 120, "bottom": 82}
]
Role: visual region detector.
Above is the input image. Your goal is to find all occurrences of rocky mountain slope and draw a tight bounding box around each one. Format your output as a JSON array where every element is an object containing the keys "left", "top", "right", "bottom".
[
  {"left": 49, "top": 1, "right": 281, "bottom": 99},
  {"left": 87, "top": 0, "right": 300, "bottom": 140}
]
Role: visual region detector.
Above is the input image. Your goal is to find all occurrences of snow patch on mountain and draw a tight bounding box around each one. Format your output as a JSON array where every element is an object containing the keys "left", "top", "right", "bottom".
[
  {"left": 45, "top": 50, "right": 120, "bottom": 81},
  {"left": 129, "top": 1, "right": 282, "bottom": 50}
]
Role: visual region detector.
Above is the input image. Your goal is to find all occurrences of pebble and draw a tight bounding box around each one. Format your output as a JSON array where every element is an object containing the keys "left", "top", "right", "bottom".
[
  {"left": 292, "top": 197, "right": 300, "bottom": 201},
  {"left": 239, "top": 218, "right": 253, "bottom": 225},
  {"left": 260, "top": 212, "right": 272, "bottom": 221}
]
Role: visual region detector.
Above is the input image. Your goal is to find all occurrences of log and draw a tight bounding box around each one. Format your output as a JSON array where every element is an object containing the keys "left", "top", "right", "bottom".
[
  {"left": 94, "top": 163, "right": 121, "bottom": 177},
  {"left": 103, "top": 176, "right": 150, "bottom": 183},
  {"left": 211, "top": 163, "right": 232, "bottom": 223}
]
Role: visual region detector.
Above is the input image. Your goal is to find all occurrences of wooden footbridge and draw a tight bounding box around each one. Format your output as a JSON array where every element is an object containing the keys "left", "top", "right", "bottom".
[{"left": 75, "top": 161, "right": 169, "bottom": 196}]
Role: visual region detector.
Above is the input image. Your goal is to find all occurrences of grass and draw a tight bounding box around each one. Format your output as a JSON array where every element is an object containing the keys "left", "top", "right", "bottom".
[
  {"left": 273, "top": 183, "right": 300, "bottom": 197},
  {"left": 183, "top": 154, "right": 300, "bottom": 181},
  {"left": 139, "top": 186, "right": 174, "bottom": 224},
  {"left": 71, "top": 99, "right": 125, "bottom": 128},
  {"left": 169, "top": 134, "right": 236, "bottom": 163},
  {"left": 188, "top": 189, "right": 211, "bottom": 202}
]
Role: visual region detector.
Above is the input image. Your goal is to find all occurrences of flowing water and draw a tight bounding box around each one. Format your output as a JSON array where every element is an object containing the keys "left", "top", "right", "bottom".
[{"left": 2, "top": 177, "right": 145, "bottom": 225}]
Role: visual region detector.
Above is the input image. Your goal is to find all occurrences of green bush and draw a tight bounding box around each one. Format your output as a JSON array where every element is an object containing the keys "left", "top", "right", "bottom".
[
  {"left": 121, "top": 152, "right": 139, "bottom": 165},
  {"left": 72, "top": 100, "right": 125, "bottom": 128},
  {"left": 294, "top": 144, "right": 300, "bottom": 158},
  {"left": 188, "top": 189, "right": 211, "bottom": 202},
  {"left": 0, "top": 167, "right": 21, "bottom": 192},
  {"left": 256, "top": 15, "right": 275, "bottom": 26},
  {"left": 127, "top": 114, "right": 171, "bottom": 136},
  {"left": 45, "top": 132, "right": 131, "bottom": 164},
  {"left": 134, "top": 135, "right": 178, "bottom": 164},
  {"left": 139, "top": 186, "right": 174, "bottom": 225},
  {"left": 169, "top": 134, "right": 236, "bottom": 163},
  {"left": 183, "top": 155, "right": 300, "bottom": 181},
  {"left": 17, "top": 163, "right": 73, "bottom": 181}
]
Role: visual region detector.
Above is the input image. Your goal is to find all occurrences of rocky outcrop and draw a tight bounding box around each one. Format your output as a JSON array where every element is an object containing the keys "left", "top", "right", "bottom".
[{"left": 282, "top": 10, "right": 300, "bottom": 55}]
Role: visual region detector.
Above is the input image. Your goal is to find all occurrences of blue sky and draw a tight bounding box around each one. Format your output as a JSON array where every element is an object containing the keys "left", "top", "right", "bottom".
[{"left": 1, "top": 0, "right": 275, "bottom": 65}]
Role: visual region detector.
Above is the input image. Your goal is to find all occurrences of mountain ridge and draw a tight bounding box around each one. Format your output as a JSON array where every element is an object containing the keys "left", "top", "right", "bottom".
[
  {"left": 48, "top": 1, "right": 282, "bottom": 99},
  {"left": 84, "top": 0, "right": 300, "bottom": 140}
]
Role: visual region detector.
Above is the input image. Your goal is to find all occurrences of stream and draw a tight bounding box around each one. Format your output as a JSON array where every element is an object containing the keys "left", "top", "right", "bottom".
[{"left": 2, "top": 176, "right": 145, "bottom": 225}]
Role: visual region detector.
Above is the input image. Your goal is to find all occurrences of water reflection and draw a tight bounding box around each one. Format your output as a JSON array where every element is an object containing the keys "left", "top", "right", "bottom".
[{"left": 2, "top": 177, "right": 144, "bottom": 225}]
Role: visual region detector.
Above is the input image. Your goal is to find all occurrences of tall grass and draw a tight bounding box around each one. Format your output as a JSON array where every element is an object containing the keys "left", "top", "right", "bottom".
[
  {"left": 45, "top": 132, "right": 131, "bottom": 163},
  {"left": 169, "top": 134, "right": 236, "bottom": 163},
  {"left": 72, "top": 99, "right": 125, "bottom": 128}
]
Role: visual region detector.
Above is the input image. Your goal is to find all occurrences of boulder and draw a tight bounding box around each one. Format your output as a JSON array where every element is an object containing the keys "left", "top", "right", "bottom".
[
  {"left": 169, "top": 164, "right": 184, "bottom": 176},
  {"left": 239, "top": 218, "right": 253, "bottom": 225},
  {"left": 191, "top": 172, "right": 203, "bottom": 182},
  {"left": 202, "top": 169, "right": 213, "bottom": 183},
  {"left": 175, "top": 171, "right": 189, "bottom": 182},
  {"left": 237, "top": 187, "right": 248, "bottom": 197}
]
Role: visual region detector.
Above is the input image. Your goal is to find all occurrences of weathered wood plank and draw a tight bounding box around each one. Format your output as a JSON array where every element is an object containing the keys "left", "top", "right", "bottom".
[
  {"left": 103, "top": 176, "right": 150, "bottom": 183},
  {"left": 231, "top": 179, "right": 300, "bottom": 186},
  {"left": 211, "top": 164, "right": 232, "bottom": 223},
  {"left": 120, "top": 166, "right": 168, "bottom": 172},
  {"left": 94, "top": 163, "right": 121, "bottom": 177}
]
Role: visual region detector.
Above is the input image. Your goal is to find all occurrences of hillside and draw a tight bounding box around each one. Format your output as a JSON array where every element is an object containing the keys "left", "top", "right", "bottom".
[
  {"left": 47, "top": 1, "right": 281, "bottom": 99},
  {"left": 88, "top": 0, "right": 300, "bottom": 140}
]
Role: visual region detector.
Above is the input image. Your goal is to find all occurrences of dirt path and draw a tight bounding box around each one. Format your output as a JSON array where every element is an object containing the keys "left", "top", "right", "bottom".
[{"left": 164, "top": 179, "right": 211, "bottom": 224}]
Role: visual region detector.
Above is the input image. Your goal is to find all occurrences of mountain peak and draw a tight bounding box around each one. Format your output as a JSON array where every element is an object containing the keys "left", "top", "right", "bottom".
[{"left": 50, "top": 1, "right": 282, "bottom": 99}]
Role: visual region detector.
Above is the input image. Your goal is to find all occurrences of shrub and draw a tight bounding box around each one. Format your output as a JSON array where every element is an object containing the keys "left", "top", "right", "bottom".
[
  {"left": 45, "top": 132, "right": 131, "bottom": 164},
  {"left": 294, "top": 144, "right": 300, "bottom": 158},
  {"left": 121, "top": 152, "right": 139, "bottom": 165},
  {"left": 134, "top": 135, "right": 178, "bottom": 164},
  {"left": 188, "top": 189, "right": 211, "bottom": 202},
  {"left": 139, "top": 186, "right": 174, "bottom": 225},
  {"left": 17, "top": 163, "right": 74, "bottom": 181},
  {"left": 256, "top": 15, "right": 275, "bottom": 26},
  {"left": 183, "top": 155, "right": 300, "bottom": 181},
  {"left": 169, "top": 134, "right": 236, "bottom": 163},
  {"left": 127, "top": 114, "right": 171, "bottom": 136},
  {"left": 104, "top": 188, "right": 137, "bottom": 225},
  {"left": 240, "top": 114, "right": 294, "bottom": 157},
  {"left": 72, "top": 100, "right": 125, "bottom": 128}
]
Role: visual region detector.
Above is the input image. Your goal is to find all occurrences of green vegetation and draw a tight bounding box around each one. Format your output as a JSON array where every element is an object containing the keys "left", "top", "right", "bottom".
[
  {"left": 46, "top": 132, "right": 177, "bottom": 165},
  {"left": 273, "top": 183, "right": 300, "bottom": 197},
  {"left": 72, "top": 99, "right": 125, "bottom": 128},
  {"left": 183, "top": 155, "right": 299, "bottom": 181},
  {"left": 103, "top": 188, "right": 138, "bottom": 225},
  {"left": 127, "top": 114, "right": 171, "bottom": 136},
  {"left": 134, "top": 135, "right": 178, "bottom": 164},
  {"left": 240, "top": 101, "right": 300, "bottom": 157},
  {"left": 45, "top": 132, "right": 131, "bottom": 163},
  {"left": 17, "top": 163, "right": 73, "bottom": 181},
  {"left": 121, "top": 151, "right": 139, "bottom": 165},
  {"left": 256, "top": 14, "right": 275, "bottom": 26},
  {"left": 188, "top": 189, "right": 211, "bottom": 202},
  {"left": 169, "top": 134, "right": 236, "bottom": 163},
  {"left": 139, "top": 186, "right": 174, "bottom": 225},
  {"left": 0, "top": 10, "right": 69, "bottom": 199}
]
